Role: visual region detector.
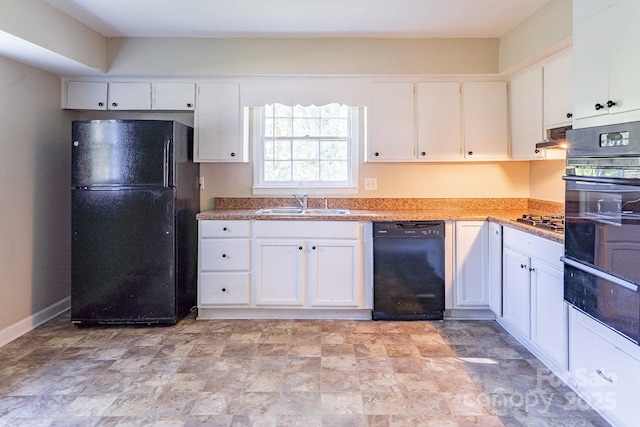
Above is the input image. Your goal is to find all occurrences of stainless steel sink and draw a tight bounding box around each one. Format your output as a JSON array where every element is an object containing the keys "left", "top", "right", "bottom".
[
  {"left": 301, "top": 208, "right": 350, "bottom": 216},
  {"left": 255, "top": 208, "right": 350, "bottom": 216}
]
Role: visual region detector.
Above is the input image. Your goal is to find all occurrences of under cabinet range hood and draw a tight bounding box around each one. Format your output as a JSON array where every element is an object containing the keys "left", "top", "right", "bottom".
[{"left": 536, "top": 125, "right": 571, "bottom": 149}]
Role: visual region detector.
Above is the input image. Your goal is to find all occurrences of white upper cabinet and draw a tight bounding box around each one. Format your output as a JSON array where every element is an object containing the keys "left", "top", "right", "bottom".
[
  {"left": 417, "top": 82, "right": 463, "bottom": 160},
  {"left": 367, "top": 80, "right": 508, "bottom": 162},
  {"left": 64, "top": 81, "right": 194, "bottom": 111},
  {"left": 510, "top": 67, "right": 544, "bottom": 160},
  {"left": 573, "top": 0, "right": 640, "bottom": 127},
  {"left": 462, "top": 82, "right": 509, "bottom": 160},
  {"left": 152, "top": 82, "right": 196, "bottom": 110},
  {"left": 543, "top": 51, "right": 573, "bottom": 128},
  {"left": 367, "top": 82, "right": 416, "bottom": 161},
  {"left": 65, "top": 81, "right": 108, "bottom": 110},
  {"left": 509, "top": 50, "right": 572, "bottom": 160},
  {"left": 107, "top": 82, "right": 152, "bottom": 110},
  {"left": 195, "top": 82, "right": 246, "bottom": 163}
]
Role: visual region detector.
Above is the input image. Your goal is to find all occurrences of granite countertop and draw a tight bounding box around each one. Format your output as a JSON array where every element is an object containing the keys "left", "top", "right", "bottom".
[{"left": 196, "top": 207, "right": 564, "bottom": 244}]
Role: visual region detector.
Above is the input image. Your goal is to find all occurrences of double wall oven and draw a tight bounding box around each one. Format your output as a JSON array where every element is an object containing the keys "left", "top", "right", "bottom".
[{"left": 562, "top": 121, "right": 640, "bottom": 344}]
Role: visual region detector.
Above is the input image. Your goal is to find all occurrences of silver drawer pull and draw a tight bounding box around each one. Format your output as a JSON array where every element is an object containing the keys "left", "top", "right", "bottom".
[{"left": 596, "top": 369, "right": 614, "bottom": 383}]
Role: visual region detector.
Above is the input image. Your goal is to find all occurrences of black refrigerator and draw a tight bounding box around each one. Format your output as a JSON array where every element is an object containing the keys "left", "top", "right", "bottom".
[{"left": 71, "top": 120, "right": 199, "bottom": 325}]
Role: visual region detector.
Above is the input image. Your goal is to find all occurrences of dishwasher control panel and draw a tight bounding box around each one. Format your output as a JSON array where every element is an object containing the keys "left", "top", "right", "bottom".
[{"left": 373, "top": 221, "right": 445, "bottom": 238}]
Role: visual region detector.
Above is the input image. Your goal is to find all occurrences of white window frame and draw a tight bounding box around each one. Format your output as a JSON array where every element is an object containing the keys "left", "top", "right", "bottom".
[{"left": 251, "top": 105, "right": 361, "bottom": 195}]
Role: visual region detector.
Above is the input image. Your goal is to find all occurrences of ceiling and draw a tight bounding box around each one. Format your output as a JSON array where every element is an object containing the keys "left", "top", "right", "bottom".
[{"left": 42, "top": 0, "right": 552, "bottom": 39}]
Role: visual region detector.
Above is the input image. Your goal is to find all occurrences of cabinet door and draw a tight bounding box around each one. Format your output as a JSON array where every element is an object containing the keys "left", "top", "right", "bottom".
[
  {"left": 608, "top": 0, "right": 640, "bottom": 118},
  {"left": 543, "top": 52, "right": 573, "bottom": 128},
  {"left": 416, "top": 82, "right": 462, "bottom": 160},
  {"left": 454, "top": 221, "right": 489, "bottom": 308},
  {"left": 153, "top": 82, "right": 196, "bottom": 110},
  {"left": 65, "top": 81, "right": 108, "bottom": 110},
  {"left": 510, "top": 68, "right": 544, "bottom": 160},
  {"left": 462, "top": 82, "right": 509, "bottom": 160},
  {"left": 368, "top": 82, "right": 416, "bottom": 161},
  {"left": 530, "top": 258, "right": 567, "bottom": 369},
  {"left": 107, "top": 82, "right": 152, "bottom": 110},
  {"left": 572, "top": 8, "right": 610, "bottom": 121},
  {"left": 308, "top": 240, "right": 361, "bottom": 307},
  {"left": 502, "top": 247, "right": 531, "bottom": 338},
  {"left": 254, "top": 239, "right": 305, "bottom": 306},
  {"left": 195, "top": 82, "right": 244, "bottom": 162},
  {"left": 488, "top": 222, "right": 502, "bottom": 316}
]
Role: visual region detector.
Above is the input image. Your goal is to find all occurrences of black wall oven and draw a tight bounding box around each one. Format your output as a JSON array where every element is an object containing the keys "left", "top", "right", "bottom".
[{"left": 562, "top": 121, "right": 640, "bottom": 344}]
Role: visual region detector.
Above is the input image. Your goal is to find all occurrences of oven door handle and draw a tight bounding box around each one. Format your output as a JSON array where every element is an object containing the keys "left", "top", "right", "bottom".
[
  {"left": 563, "top": 175, "right": 640, "bottom": 186},
  {"left": 560, "top": 256, "right": 639, "bottom": 292}
]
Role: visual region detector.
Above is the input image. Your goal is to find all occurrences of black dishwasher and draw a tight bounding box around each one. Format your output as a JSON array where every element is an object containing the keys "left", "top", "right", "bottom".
[{"left": 373, "top": 221, "right": 445, "bottom": 321}]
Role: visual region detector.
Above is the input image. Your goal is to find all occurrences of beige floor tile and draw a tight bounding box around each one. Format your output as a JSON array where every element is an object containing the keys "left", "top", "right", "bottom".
[{"left": 0, "top": 314, "right": 610, "bottom": 426}]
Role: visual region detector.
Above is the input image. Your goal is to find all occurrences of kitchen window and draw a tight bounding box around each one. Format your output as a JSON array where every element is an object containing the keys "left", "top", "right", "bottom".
[{"left": 252, "top": 103, "right": 360, "bottom": 195}]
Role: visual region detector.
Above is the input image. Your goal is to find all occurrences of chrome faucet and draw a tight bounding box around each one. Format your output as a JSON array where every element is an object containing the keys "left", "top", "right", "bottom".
[{"left": 293, "top": 194, "right": 307, "bottom": 209}]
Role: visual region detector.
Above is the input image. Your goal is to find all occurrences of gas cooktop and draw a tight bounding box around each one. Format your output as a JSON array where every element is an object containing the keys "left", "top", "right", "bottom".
[{"left": 514, "top": 214, "right": 565, "bottom": 233}]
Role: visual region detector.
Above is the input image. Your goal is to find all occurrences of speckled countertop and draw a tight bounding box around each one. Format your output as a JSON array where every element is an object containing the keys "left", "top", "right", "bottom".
[{"left": 196, "top": 198, "right": 564, "bottom": 244}]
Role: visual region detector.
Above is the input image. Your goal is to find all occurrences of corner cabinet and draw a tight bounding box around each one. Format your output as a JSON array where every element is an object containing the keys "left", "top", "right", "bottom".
[
  {"left": 573, "top": 0, "right": 640, "bottom": 127},
  {"left": 195, "top": 82, "right": 247, "bottom": 162},
  {"left": 488, "top": 222, "right": 503, "bottom": 316},
  {"left": 509, "top": 50, "right": 572, "bottom": 160},
  {"left": 509, "top": 67, "right": 544, "bottom": 160},
  {"left": 499, "top": 226, "right": 567, "bottom": 372}
]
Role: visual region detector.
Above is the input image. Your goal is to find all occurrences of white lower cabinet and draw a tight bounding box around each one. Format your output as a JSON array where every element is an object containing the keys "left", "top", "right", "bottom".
[
  {"left": 500, "top": 226, "right": 567, "bottom": 371},
  {"left": 253, "top": 238, "right": 306, "bottom": 306},
  {"left": 253, "top": 221, "right": 363, "bottom": 309},
  {"left": 454, "top": 221, "right": 490, "bottom": 309},
  {"left": 198, "top": 220, "right": 251, "bottom": 307},
  {"left": 488, "top": 222, "right": 503, "bottom": 316},
  {"left": 502, "top": 246, "right": 531, "bottom": 336},
  {"left": 308, "top": 239, "right": 361, "bottom": 307},
  {"left": 569, "top": 307, "right": 640, "bottom": 427}
]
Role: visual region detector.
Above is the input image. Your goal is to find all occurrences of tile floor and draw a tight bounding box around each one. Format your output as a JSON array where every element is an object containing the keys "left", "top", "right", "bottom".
[{"left": 0, "top": 313, "right": 609, "bottom": 427}]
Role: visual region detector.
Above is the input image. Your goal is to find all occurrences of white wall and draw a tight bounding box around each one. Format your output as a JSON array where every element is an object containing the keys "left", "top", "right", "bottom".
[
  {"left": 199, "top": 160, "right": 531, "bottom": 209},
  {"left": 0, "top": 0, "right": 107, "bottom": 72},
  {"left": 0, "top": 56, "right": 75, "bottom": 341},
  {"left": 529, "top": 159, "right": 565, "bottom": 203},
  {"left": 107, "top": 37, "right": 500, "bottom": 76},
  {"left": 499, "top": 0, "right": 572, "bottom": 74}
]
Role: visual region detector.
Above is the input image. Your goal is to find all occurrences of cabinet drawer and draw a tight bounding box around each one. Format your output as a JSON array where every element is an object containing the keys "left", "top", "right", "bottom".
[
  {"left": 570, "top": 308, "right": 640, "bottom": 426},
  {"left": 503, "top": 226, "right": 562, "bottom": 268},
  {"left": 199, "top": 273, "right": 250, "bottom": 305},
  {"left": 253, "top": 220, "right": 360, "bottom": 239},
  {"left": 200, "top": 220, "right": 251, "bottom": 238},
  {"left": 200, "top": 240, "right": 250, "bottom": 270}
]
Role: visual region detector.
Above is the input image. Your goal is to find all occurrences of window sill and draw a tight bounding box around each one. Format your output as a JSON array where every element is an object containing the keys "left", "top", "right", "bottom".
[{"left": 252, "top": 186, "right": 359, "bottom": 196}]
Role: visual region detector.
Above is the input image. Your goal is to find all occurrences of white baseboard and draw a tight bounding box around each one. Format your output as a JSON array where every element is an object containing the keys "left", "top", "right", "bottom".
[
  {"left": 0, "top": 297, "right": 70, "bottom": 348},
  {"left": 197, "top": 307, "right": 372, "bottom": 320}
]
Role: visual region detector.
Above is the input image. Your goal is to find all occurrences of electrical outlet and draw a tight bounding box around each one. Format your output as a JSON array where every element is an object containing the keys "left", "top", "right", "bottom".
[
  {"left": 198, "top": 176, "right": 204, "bottom": 190},
  {"left": 364, "top": 178, "right": 377, "bottom": 191}
]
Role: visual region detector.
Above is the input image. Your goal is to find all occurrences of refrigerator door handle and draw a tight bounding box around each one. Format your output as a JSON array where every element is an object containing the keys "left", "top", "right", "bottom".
[{"left": 163, "top": 137, "right": 171, "bottom": 187}]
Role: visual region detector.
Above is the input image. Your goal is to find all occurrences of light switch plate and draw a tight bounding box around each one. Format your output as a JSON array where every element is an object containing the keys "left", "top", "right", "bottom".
[{"left": 364, "top": 178, "right": 377, "bottom": 191}]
